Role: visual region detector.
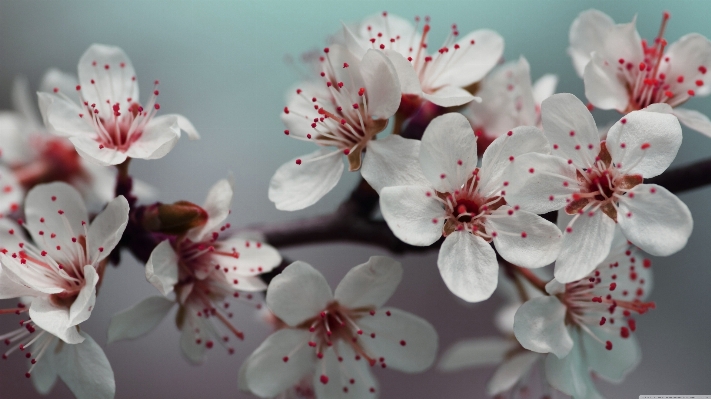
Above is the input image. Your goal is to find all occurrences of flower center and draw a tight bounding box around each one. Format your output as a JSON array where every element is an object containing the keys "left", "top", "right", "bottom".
[
  {"left": 12, "top": 138, "right": 85, "bottom": 190},
  {"left": 437, "top": 173, "right": 506, "bottom": 238}
]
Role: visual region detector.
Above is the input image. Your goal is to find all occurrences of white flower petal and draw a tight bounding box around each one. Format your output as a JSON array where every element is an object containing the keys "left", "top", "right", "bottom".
[
  {"left": 0, "top": 112, "right": 33, "bottom": 164},
  {"left": 266, "top": 261, "right": 333, "bottom": 327},
  {"left": 328, "top": 45, "right": 365, "bottom": 93},
  {"left": 25, "top": 182, "right": 89, "bottom": 263},
  {"left": 488, "top": 207, "right": 562, "bottom": 268},
  {"left": 501, "top": 152, "right": 579, "bottom": 214},
  {"left": 617, "top": 184, "right": 692, "bottom": 256},
  {"left": 673, "top": 108, "right": 711, "bottom": 137},
  {"left": 124, "top": 114, "right": 180, "bottom": 160},
  {"left": 383, "top": 50, "right": 422, "bottom": 95},
  {"left": 357, "top": 14, "right": 420, "bottom": 57},
  {"left": 39, "top": 69, "right": 79, "bottom": 104},
  {"left": 314, "top": 341, "right": 378, "bottom": 399},
  {"left": 487, "top": 351, "right": 541, "bottom": 396},
  {"left": 422, "top": 85, "right": 478, "bottom": 107},
  {"left": 420, "top": 113, "right": 477, "bottom": 191},
  {"left": 568, "top": 9, "right": 616, "bottom": 76},
  {"left": 107, "top": 296, "right": 175, "bottom": 343},
  {"left": 581, "top": 326, "right": 641, "bottom": 383},
  {"left": 555, "top": 209, "right": 615, "bottom": 283},
  {"left": 244, "top": 329, "right": 313, "bottom": 398},
  {"left": 544, "top": 347, "right": 605, "bottom": 399},
  {"left": 29, "top": 297, "right": 84, "bottom": 344},
  {"left": 179, "top": 312, "right": 208, "bottom": 365},
  {"left": 187, "top": 179, "right": 233, "bottom": 241},
  {"left": 69, "top": 135, "right": 128, "bottom": 166},
  {"left": 606, "top": 108, "right": 682, "bottom": 178},
  {"left": 0, "top": 165, "right": 22, "bottom": 216},
  {"left": 67, "top": 265, "right": 99, "bottom": 327},
  {"left": 334, "top": 256, "right": 402, "bottom": 309},
  {"left": 268, "top": 148, "right": 344, "bottom": 211},
  {"left": 583, "top": 52, "right": 630, "bottom": 112},
  {"left": 361, "top": 135, "right": 430, "bottom": 194},
  {"left": 0, "top": 266, "right": 38, "bottom": 299},
  {"left": 44, "top": 95, "right": 95, "bottom": 138},
  {"left": 541, "top": 93, "right": 600, "bottom": 168},
  {"left": 513, "top": 296, "right": 572, "bottom": 358},
  {"left": 56, "top": 331, "right": 116, "bottom": 399},
  {"left": 380, "top": 185, "right": 444, "bottom": 246},
  {"left": 151, "top": 113, "right": 200, "bottom": 140},
  {"left": 360, "top": 49, "right": 401, "bottom": 119},
  {"left": 145, "top": 240, "right": 179, "bottom": 296},
  {"left": 479, "top": 126, "right": 551, "bottom": 197},
  {"left": 428, "top": 29, "right": 504, "bottom": 89},
  {"left": 30, "top": 337, "right": 58, "bottom": 394},
  {"left": 216, "top": 237, "right": 282, "bottom": 277},
  {"left": 664, "top": 33, "right": 711, "bottom": 97},
  {"left": 87, "top": 195, "right": 129, "bottom": 264},
  {"left": 532, "top": 74, "right": 559, "bottom": 105},
  {"left": 600, "top": 18, "right": 644, "bottom": 70},
  {"left": 438, "top": 337, "right": 517, "bottom": 371},
  {"left": 358, "top": 307, "right": 438, "bottom": 373},
  {"left": 77, "top": 44, "right": 138, "bottom": 118},
  {"left": 438, "top": 232, "right": 498, "bottom": 302}
]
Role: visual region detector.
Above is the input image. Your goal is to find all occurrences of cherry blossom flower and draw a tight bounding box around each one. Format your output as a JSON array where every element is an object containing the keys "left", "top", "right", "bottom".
[
  {"left": 502, "top": 93, "right": 692, "bottom": 283},
  {"left": 0, "top": 182, "right": 128, "bottom": 344},
  {"left": 438, "top": 270, "right": 548, "bottom": 396},
  {"left": 39, "top": 44, "right": 199, "bottom": 166},
  {"left": 240, "top": 258, "right": 438, "bottom": 398},
  {"left": 465, "top": 56, "right": 558, "bottom": 155},
  {"left": 107, "top": 179, "right": 281, "bottom": 363},
  {"left": 378, "top": 113, "right": 562, "bottom": 302},
  {"left": 270, "top": 45, "right": 401, "bottom": 211},
  {"left": 341, "top": 12, "right": 504, "bottom": 108},
  {"left": 569, "top": 9, "right": 711, "bottom": 136},
  {"left": 513, "top": 229, "right": 654, "bottom": 398}
]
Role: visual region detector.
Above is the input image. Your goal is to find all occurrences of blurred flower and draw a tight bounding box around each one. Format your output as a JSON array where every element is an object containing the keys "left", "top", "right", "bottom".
[
  {"left": 569, "top": 9, "right": 711, "bottom": 136},
  {"left": 240, "top": 257, "right": 438, "bottom": 399},
  {"left": 341, "top": 12, "right": 504, "bottom": 109},
  {"left": 513, "top": 229, "right": 654, "bottom": 398},
  {"left": 0, "top": 182, "right": 128, "bottom": 343},
  {"left": 502, "top": 93, "right": 692, "bottom": 283},
  {"left": 465, "top": 56, "right": 558, "bottom": 155},
  {"left": 107, "top": 179, "right": 281, "bottom": 364},
  {"left": 379, "top": 113, "right": 562, "bottom": 302},
  {"left": 39, "top": 44, "right": 199, "bottom": 166},
  {"left": 270, "top": 45, "right": 401, "bottom": 211}
]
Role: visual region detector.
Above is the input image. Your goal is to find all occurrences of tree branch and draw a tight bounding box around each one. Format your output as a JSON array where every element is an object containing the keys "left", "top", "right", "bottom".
[{"left": 647, "top": 157, "right": 711, "bottom": 193}]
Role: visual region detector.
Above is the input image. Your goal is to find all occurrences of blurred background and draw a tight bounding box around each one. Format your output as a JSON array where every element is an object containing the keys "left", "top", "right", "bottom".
[{"left": 1, "top": 0, "right": 710, "bottom": 397}]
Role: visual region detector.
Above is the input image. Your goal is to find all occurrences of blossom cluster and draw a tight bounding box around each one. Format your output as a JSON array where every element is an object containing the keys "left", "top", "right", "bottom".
[{"left": 0, "top": 8, "right": 707, "bottom": 399}]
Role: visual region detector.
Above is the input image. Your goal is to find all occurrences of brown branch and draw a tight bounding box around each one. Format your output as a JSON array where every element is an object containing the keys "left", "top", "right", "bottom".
[{"left": 647, "top": 157, "right": 711, "bottom": 193}]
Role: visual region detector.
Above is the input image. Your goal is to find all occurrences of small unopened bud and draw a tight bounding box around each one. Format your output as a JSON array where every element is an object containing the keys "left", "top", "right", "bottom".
[{"left": 142, "top": 201, "right": 208, "bottom": 235}]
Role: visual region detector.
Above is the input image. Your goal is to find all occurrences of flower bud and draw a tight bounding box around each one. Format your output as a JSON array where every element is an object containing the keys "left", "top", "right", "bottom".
[{"left": 142, "top": 201, "right": 208, "bottom": 235}]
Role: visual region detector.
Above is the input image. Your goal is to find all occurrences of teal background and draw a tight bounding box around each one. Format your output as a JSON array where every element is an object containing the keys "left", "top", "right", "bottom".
[{"left": 1, "top": 0, "right": 710, "bottom": 397}]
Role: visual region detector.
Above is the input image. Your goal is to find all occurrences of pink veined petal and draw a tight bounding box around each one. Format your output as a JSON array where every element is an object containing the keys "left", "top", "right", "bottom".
[
  {"left": 266, "top": 261, "right": 333, "bottom": 327},
  {"left": 673, "top": 108, "right": 711, "bottom": 137},
  {"left": 69, "top": 135, "right": 128, "bottom": 166},
  {"left": 0, "top": 165, "right": 23, "bottom": 216},
  {"left": 581, "top": 325, "right": 641, "bottom": 383},
  {"left": 383, "top": 50, "right": 422, "bottom": 95},
  {"left": 438, "top": 337, "right": 518, "bottom": 371},
  {"left": 438, "top": 231, "right": 498, "bottom": 303},
  {"left": 554, "top": 209, "right": 616, "bottom": 283},
  {"left": 583, "top": 52, "right": 630, "bottom": 112},
  {"left": 427, "top": 29, "right": 504, "bottom": 90},
  {"left": 145, "top": 240, "right": 179, "bottom": 296},
  {"left": 268, "top": 148, "right": 344, "bottom": 211},
  {"left": 617, "top": 184, "right": 693, "bottom": 256},
  {"left": 568, "top": 9, "right": 616, "bottom": 76},
  {"left": 187, "top": 179, "right": 233, "bottom": 242},
  {"left": 422, "top": 85, "right": 478, "bottom": 107},
  {"left": 29, "top": 297, "right": 84, "bottom": 344},
  {"left": 107, "top": 296, "right": 175, "bottom": 343},
  {"left": 487, "top": 351, "right": 541, "bottom": 396},
  {"left": 358, "top": 307, "right": 438, "bottom": 373},
  {"left": 56, "top": 331, "right": 116, "bottom": 399},
  {"left": 541, "top": 93, "right": 600, "bottom": 168},
  {"left": 419, "top": 113, "right": 478, "bottom": 192},
  {"left": 334, "top": 256, "right": 403, "bottom": 309},
  {"left": 360, "top": 49, "right": 401, "bottom": 120},
  {"left": 500, "top": 152, "right": 579, "bottom": 215},
  {"left": 25, "top": 182, "right": 90, "bottom": 263},
  {"left": 513, "top": 296, "right": 573, "bottom": 358},
  {"left": 77, "top": 44, "right": 138, "bottom": 119},
  {"left": 532, "top": 74, "right": 559, "bottom": 105},
  {"left": 0, "top": 253, "right": 64, "bottom": 295},
  {"left": 664, "top": 33, "right": 711, "bottom": 97},
  {"left": 215, "top": 237, "right": 282, "bottom": 277},
  {"left": 544, "top": 335, "right": 605, "bottom": 399},
  {"left": 67, "top": 265, "right": 99, "bottom": 328},
  {"left": 606, "top": 108, "right": 682, "bottom": 178},
  {"left": 361, "top": 135, "right": 430, "bottom": 194},
  {"left": 478, "top": 125, "right": 551, "bottom": 197},
  {"left": 487, "top": 207, "right": 562, "bottom": 269},
  {"left": 243, "top": 329, "right": 313, "bottom": 398},
  {"left": 124, "top": 114, "right": 180, "bottom": 160},
  {"left": 0, "top": 266, "right": 38, "bottom": 299},
  {"left": 379, "top": 185, "right": 445, "bottom": 246},
  {"left": 314, "top": 341, "right": 378, "bottom": 399},
  {"left": 87, "top": 195, "right": 129, "bottom": 264}
]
